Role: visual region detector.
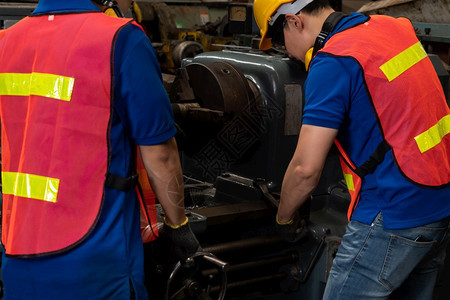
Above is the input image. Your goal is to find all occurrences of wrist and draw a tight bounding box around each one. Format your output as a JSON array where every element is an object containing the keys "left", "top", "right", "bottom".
[
  {"left": 164, "top": 216, "right": 188, "bottom": 229},
  {"left": 276, "top": 214, "right": 294, "bottom": 225}
]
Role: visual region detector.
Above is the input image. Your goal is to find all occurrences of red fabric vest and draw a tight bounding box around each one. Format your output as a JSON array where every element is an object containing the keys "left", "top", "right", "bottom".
[
  {"left": 0, "top": 13, "right": 133, "bottom": 256},
  {"left": 334, "top": 140, "right": 363, "bottom": 220},
  {"left": 319, "top": 15, "right": 450, "bottom": 219}
]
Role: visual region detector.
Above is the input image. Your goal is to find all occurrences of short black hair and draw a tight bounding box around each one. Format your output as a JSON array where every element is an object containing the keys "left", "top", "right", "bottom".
[{"left": 302, "top": 0, "right": 332, "bottom": 15}]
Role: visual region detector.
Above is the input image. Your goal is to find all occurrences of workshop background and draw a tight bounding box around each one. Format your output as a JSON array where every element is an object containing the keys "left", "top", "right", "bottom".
[{"left": 0, "top": 0, "right": 449, "bottom": 299}]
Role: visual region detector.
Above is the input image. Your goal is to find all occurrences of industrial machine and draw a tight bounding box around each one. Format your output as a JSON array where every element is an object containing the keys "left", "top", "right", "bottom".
[
  {"left": 144, "top": 48, "right": 352, "bottom": 300},
  {"left": 133, "top": 0, "right": 244, "bottom": 73}
]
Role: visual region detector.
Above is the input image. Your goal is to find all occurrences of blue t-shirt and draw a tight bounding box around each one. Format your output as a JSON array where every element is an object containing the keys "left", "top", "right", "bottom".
[
  {"left": 303, "top": 13, "right": 450, "bottom": 229},
  {"left": 1, "top": 1, "right": 176, "bottom": 299}
]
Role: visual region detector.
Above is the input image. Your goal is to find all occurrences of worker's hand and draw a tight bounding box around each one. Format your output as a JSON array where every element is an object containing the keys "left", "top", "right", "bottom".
[
  {"left": 162, "top": 216, "right": 202, "bottom": 261},
  {"left": 275, "top": 211, "right": 307, "bottom": 243}
]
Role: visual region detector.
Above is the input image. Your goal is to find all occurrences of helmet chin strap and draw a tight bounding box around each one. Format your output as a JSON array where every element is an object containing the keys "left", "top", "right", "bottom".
[{"left": 92, "top": 0, "right": 125, "bottom": 17}]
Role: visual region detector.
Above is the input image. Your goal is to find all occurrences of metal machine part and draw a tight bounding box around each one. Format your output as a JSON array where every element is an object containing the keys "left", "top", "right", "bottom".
[
  {"left": 133, "top": 1, "right": 237, "bottom": 73},
  {"left": 166, "top": 252, "right": 229, "bottom": 300},
  {"left": 172, "top": 41, "right": 205, "bottom": 68},
  {"left": 145, "top": 50, "right": 350, "bottom": 300},
  {"left": 0, "top": 1, "right": 37, "bottom": 29},
  {"left": 174, "top": 50, "right": 308, "bottom": 186}
]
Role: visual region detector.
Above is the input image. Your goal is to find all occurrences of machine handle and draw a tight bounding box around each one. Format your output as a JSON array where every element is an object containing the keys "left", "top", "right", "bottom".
[
  {"left": 201, "top": 252, "right": 230, "bottom": 272},
  {"left": 254, "top": 178, "right": 279, "bottom": 209},
  {"left": 166, "top": 251, "right": 228, "bottom": 300}
]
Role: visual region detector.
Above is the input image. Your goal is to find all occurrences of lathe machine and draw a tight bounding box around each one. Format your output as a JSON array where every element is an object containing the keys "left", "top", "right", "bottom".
[{"left": 145, "top": 49, "right": 357, "bottom": 299}]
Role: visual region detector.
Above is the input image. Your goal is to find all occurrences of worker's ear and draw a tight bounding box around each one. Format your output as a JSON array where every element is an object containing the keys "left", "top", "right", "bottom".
[{"left": 285, "top": 13, "right": 303, "bottom": 31}]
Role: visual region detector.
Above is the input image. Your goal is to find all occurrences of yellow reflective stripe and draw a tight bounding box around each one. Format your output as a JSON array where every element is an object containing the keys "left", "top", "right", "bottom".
[
  {"left": 414, "top": 114, "right": 450, "bottom": 153},
  {"left": 0, "top": 72, "right": 75, "bottom": 101},
  {"left": 379, "top": 42, "right": 427, "bottom": 82},
  {"left": 343, "top": 173, "right": 355, "bottom": 191},
  {"left": 1, "top": 171, "right": 59, "bottom": 203}
]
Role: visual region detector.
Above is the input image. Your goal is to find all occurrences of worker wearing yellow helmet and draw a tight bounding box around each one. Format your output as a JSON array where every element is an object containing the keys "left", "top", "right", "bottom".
[
  {"left": 254, "top": 0, "right": 313, "bottom": 50},
  {"left": 253, "top": 0, "right": 316, "bottom": 66},
  {"left": 254, "top": 0, "right": 450, "bottom": 299}
]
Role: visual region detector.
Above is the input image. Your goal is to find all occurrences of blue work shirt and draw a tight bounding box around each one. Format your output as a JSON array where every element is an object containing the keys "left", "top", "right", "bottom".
[
  {"left": 303, "top": 13, "right": 450, "bottom": 229},
  {"left": 1, "top": 0, "right": 176, "bottom": 299}
]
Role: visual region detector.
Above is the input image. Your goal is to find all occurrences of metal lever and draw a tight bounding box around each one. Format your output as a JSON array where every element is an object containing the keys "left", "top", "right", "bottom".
[
  {"left": 202, "top": 253, "right": 230, "bottom": 272},
  {"left": 166, "top": 252, "right": 229, "bottom": 300},
  {"left": 253, "top": 178, "right": 279, "bottom": 209}
]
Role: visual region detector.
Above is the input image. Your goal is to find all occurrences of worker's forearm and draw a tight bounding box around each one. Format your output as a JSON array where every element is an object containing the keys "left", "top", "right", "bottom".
[
  {"left": 139, "top": 139, "right": 186, "bottom": 226},
  {"left": 148, "top": 162, "right": 186, "bottom": 226},
  {"left": 277, "top": 125, "right": 337, "bottom": 223},
  {"left": 278, "top": 164, "right": 319, "bottom": 223}
]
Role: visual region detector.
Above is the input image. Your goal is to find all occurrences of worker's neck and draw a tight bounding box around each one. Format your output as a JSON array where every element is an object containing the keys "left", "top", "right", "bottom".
[{"left": 310, "top": 8, "right": 336, "bottom": 41}]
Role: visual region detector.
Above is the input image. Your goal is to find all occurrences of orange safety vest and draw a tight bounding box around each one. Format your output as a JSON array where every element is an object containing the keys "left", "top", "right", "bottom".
[
  {"left": 319, "top": 15, "right": 450, "bottom": 220},
  {"left": 0, "top": 13, "right": 137, "bottom": 256}
]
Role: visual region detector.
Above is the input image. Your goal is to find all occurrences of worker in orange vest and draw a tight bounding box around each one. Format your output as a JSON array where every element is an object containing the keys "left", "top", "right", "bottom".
[
  {"left": 254, "top": 0, "right": 450, "bottom": 298},
  {"left": 0, "top": 0, "right": 200, "bottom": 299}
]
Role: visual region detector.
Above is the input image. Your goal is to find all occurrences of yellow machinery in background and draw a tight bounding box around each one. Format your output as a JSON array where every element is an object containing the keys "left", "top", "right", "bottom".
[
  {"left": 0, "top": 0, "right": 260, "bottom": 74},
  {"left": 133, "top": 0, "right": 243, "bottom": 73}
]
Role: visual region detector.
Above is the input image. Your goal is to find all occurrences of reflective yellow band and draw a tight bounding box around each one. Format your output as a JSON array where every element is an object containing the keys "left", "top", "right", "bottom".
[
  {"left": 343, "top": 173, "right": 355, "bottom": 191},
  {"left": 414, "top": 114, "right": 450, "bottom": 153},
  {"left": 0, "top": 72, "right": 75, "bottom": 101},
  {"left": 379, "top": 42, "right": 427, "bottom": 82},
  {"left": 1, "top": 171, "right": 59, "bottom": 203}
]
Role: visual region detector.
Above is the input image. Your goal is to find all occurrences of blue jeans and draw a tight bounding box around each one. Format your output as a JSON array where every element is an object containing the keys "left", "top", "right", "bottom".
[{"left": 323, "top": 213, "right": 450, "bottom": 300}]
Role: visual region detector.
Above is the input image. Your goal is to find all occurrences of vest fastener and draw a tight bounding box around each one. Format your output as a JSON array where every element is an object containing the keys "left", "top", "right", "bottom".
[{"left": 105, "top": 172, "right": 139, "bottom": 191}]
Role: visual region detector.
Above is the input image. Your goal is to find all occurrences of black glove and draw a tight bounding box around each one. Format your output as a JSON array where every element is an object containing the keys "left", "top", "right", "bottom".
[
  {"left": 276, "top": 211, "right": 307, "bottom": 243},
  {"left": 162, "top": 217, "right": 202, "bottom": 261}
]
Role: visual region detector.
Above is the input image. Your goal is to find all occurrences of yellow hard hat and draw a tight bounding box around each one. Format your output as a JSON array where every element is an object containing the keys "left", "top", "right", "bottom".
[{"left": 253, "top": 0, "right": 314, "bottom": 50}]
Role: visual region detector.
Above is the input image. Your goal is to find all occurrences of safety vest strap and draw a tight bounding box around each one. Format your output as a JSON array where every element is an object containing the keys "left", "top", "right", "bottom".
[
  {"left": 104, "top": 172, "right": 139, "bottom": 191},
  {"left": 312, "top": 12, "right": 347, "bottom": 57},
  {"left": 337, "top": 140, "right": 390, "bottom": 220},
  {"left": 354, "top": 140, "right": 391, "bottom": 178}
]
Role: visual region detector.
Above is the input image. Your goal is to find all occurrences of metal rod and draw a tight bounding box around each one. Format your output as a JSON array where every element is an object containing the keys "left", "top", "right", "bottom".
[
  {"left": 201, "top": 253, "right": 298, "bottom": 277},
  {"left": 204, "top": 235, "right": 284, "bottom": 254},
  {"left": 209, "top": 273, "right": 287, "bottom": 294}
]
